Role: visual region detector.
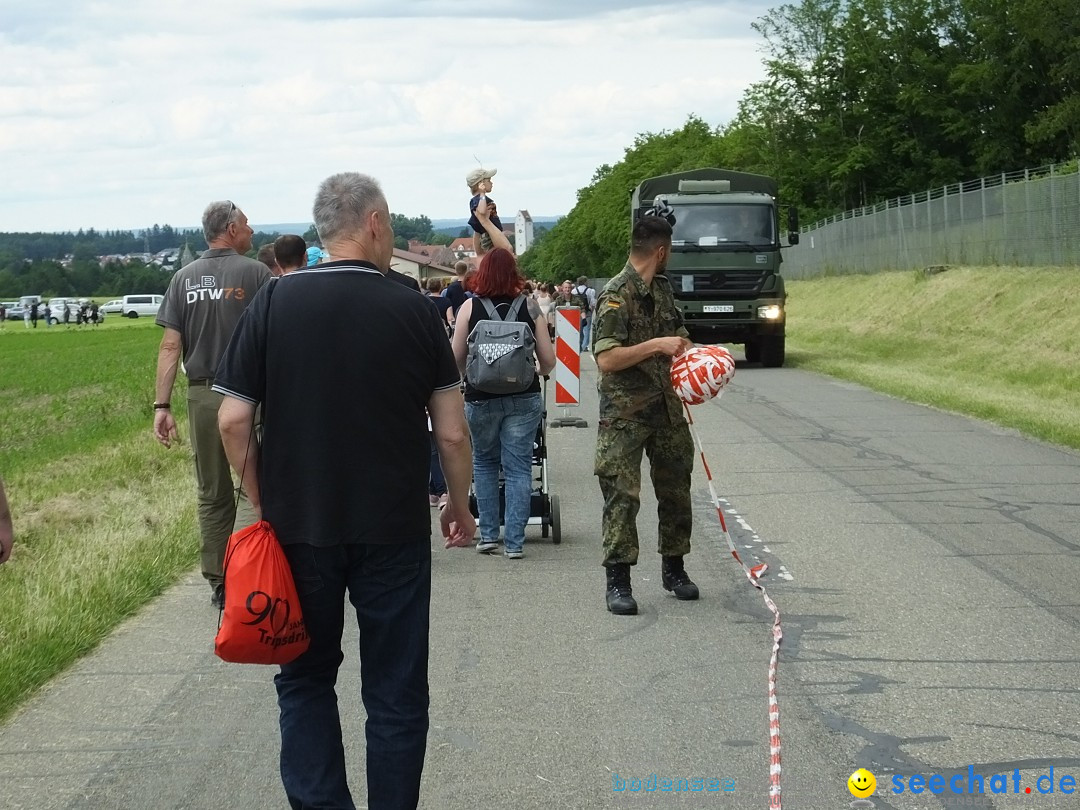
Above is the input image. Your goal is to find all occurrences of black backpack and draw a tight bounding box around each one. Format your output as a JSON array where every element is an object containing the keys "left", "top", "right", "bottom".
[{"left": 569, "top": 285, "right": 591, "bottom": 312}]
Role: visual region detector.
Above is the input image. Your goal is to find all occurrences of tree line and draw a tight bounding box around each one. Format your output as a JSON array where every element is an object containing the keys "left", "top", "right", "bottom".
[
  {"left": 520, "top": 0, "right": 1079, "bottom": 281},
  {"left": 390, "top": 214, "right": 455, "bottom": 250},
  {"left": 0, "top": 258, "right": 175, "bottom": 299},
  {"left": 0, "top": 228, "right": 267, "bottom": 298},
  {"left": 0, "top": 213, "right": 458, "bottom": 297},
  {"left": 0, "top": 224, "right": 201, "bottom": 264}
]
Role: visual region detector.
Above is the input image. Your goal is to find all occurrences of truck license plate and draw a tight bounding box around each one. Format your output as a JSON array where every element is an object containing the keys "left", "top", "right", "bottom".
[{"left": 703, "top": 305, "right": 734, "bottom": 313}]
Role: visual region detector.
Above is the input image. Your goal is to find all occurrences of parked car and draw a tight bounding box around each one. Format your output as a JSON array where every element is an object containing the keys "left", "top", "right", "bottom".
[
  {"left": 1, "top": 302, "right": 18, "bottom": 320},
  {"left": 6, "top": 295, "right": 42, "bottom": 320},
  {"left": 121, "top": 294, "right": 164, "bottom": 318},
  {"left": 42, "top": 298, "right": 103, "bottom": 324},
  {"left": 47, "top": 298, "right": 79, "bottom": 324},
  {"left": 100, "top": 299, "right": 124, "bottom": 314}
]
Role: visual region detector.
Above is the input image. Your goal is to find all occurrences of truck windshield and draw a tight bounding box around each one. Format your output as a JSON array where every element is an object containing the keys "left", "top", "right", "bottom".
[{"left": 669, "top": 204, "right": 774, "bottom": 247}]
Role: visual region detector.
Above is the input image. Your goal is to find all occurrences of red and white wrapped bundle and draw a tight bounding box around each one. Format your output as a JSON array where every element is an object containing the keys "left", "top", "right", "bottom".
[{"left": 670, "top": 345, "right": 736, "bottom": 405}]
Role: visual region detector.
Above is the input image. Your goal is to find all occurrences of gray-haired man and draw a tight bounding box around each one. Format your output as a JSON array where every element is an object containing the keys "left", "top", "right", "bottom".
[
  {"left": 152, "top": 201, "right": 271, "bottom": 608},
  {"left": 215, "top": 172, "right": 474, "bottom": 810}
]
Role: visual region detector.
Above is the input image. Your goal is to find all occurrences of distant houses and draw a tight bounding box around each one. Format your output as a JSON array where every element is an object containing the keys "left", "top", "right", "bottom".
[
  {"left": 95, "top": 249, "right": 180, "bottom": 270},
  {"left": 448, "top": 237, "right": 475, "bottom": 258},
  {"left": 390, "top": 248, "right": 456, "bottom": 285},
  {"left": 405, "top": 241, "right": 457, "bottom": 267},
  {"left": 153, "top": 248, "right": 179, "bottom": 267}
]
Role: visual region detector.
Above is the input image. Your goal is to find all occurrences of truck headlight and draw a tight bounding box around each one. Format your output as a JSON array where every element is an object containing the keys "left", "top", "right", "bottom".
[{"left": 757, "top": 305, "right": 783, "bottom": 320}]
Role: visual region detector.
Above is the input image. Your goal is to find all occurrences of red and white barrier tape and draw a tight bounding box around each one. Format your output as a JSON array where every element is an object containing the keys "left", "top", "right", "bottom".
[{"left": 683, "top": 401, "right": 784, "bottom": 810}]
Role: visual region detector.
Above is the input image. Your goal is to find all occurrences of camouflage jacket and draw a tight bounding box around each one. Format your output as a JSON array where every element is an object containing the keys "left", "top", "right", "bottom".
[{"left": 592, "top": 262, "right": 690, "bottom": 426}]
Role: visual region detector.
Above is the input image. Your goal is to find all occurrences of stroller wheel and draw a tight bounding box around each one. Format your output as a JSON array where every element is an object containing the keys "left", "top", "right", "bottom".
[
  {"left": 551, "top": 494, "right": 561, "bottom": 545},
  {"left": 542, "top": 498, "right": 550, "bottom": 538}
]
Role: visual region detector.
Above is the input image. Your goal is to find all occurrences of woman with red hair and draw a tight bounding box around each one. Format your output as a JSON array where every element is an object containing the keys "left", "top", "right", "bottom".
[{"left": 452, "top": 205, "right": 555, "bottom": 558}]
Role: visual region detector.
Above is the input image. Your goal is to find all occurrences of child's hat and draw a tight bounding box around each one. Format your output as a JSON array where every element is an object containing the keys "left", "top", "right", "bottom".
[{"left": 466, "top": 167, "right": 497, "bottom": 187}]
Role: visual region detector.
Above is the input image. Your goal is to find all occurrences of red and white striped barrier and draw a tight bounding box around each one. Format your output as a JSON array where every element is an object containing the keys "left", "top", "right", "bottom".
[
  {"left": 682, "top": 401, "right": 784, "bottom": 810},
  {"left": 550, "top": 306, "right": 588, "bottom": 428},
  {"left": 554, "top": 306, "right": 581, "bottom": 406}
]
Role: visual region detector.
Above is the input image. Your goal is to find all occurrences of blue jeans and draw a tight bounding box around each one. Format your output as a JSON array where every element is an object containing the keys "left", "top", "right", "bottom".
[
  {"left": 465, "top": 393, "right": 543, "bottom": 552},
  {"left": 428, "top": 433, "right": 446, "bottom": 497},
  {"left": 276, "top": 541, "right": 431, "bottom": 810},
  {"left": 580, "top": 316, "right": 591, "bottom": 351}
]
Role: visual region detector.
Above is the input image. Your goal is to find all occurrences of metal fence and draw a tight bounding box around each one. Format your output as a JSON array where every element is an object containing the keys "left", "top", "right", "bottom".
[{"left": 783, "top": 164, "right": 1080, "bottom": 279}]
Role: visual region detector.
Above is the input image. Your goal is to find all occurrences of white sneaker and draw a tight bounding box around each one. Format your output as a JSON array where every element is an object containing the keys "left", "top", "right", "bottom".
[
  {"left": 504, "top": 549, "right": 524, "bottom": 559},
  {"left": 476, "top": 541, "right": 499, "bottom": 554}
]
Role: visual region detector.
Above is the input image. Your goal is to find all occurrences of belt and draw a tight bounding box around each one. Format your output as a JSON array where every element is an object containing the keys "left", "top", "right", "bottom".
[{"left": 188, "top": 378, "right": 216, "bottom": 387}]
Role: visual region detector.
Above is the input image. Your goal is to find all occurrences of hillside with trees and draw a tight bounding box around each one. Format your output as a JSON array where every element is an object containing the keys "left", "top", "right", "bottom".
[
  {"left": 521, "top": 0, "right": 1079, "bottom": 281},
  {"left": 0, "top": 227, "right": 260, "bottom": 298},
  {"left": 0, "top": 213, "right": 454, "bottom": 297}
]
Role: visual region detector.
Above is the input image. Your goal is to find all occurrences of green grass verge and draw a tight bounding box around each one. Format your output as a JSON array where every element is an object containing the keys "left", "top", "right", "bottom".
[
  {"left": 0, "top": 320, "right": 198, "bottom": 722},
  {"left": 785, "top": 265, "right": 1080, "bottom": 450}
]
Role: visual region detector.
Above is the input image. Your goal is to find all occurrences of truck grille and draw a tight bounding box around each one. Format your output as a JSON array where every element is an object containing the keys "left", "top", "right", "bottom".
[{"left": 676, "top": 270, "right": 769, "bottom": 296}]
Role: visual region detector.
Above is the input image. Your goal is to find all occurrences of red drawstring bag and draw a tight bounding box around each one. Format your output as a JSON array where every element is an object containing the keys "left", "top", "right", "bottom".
[{"left": 214, "top": 520, "right": 310, "bottom": 665}]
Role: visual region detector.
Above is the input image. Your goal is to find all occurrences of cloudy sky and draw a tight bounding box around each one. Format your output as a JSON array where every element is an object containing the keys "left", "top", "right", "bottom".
[{"left": 1, "top": 1, "right": 770, "bottom": 232}]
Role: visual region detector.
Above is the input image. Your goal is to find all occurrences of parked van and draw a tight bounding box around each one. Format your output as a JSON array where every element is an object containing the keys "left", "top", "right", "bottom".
[{"left": 121, "top": 294, "right": 164, "bottom": 318}]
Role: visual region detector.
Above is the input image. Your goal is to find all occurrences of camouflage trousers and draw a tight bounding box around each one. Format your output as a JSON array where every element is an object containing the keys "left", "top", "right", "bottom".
[{"left": 595, "top": 417, "right": 694, "bottom": 566}]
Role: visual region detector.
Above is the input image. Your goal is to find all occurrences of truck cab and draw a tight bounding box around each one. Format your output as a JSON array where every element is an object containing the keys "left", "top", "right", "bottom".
[{"left": 633, "top": 169, "right": 798, "bottom": 367}]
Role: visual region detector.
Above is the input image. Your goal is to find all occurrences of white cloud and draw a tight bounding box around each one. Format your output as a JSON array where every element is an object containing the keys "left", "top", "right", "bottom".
[{"left": 0, "top": 0, "right": 770, "bottom": 231}]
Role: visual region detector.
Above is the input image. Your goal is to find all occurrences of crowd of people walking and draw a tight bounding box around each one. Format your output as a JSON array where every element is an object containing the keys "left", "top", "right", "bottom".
[{"left": 135, "top": 167, "right": 698, "bottom": 810}]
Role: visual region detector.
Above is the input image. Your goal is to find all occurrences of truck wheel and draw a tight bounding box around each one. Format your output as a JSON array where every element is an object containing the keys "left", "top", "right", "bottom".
[
  {"left": 760, "top": 335, "right": 785, "bottom": 368},
  {"left": 744, "top": 339, "right": 761, "bottom": 363}
]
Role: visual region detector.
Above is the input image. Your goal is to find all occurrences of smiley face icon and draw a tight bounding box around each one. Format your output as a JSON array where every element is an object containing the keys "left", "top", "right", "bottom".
[{"left": 848, "top": 768, "right": 876, "bottom": 797}]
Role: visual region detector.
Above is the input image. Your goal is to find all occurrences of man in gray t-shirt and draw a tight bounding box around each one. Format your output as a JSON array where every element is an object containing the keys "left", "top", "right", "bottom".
[{"left": 153, "top": 200, "right": 271, "bottom": 607}]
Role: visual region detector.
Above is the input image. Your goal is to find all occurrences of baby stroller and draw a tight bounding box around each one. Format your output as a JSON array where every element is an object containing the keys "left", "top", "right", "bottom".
[{"left": 468, "top": 376, "right": 561, "bottom": 544}]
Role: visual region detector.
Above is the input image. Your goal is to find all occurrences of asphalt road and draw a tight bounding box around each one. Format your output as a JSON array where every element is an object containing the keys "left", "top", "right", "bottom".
[{"left": 2, "top": 355, "right": 1078, "bottom": 810}]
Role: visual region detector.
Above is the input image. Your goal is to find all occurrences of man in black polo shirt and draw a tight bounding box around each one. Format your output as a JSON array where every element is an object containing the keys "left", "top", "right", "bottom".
[{"left": 215, "top": 171, "right": 475, "bottom": 810}]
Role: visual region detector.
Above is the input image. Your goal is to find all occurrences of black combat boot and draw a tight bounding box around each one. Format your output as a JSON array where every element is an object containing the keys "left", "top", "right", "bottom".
[
  {"left": 661, "top": 556, "right": 700, "bottom": 600},
  {"left": 605, "top": 564, "right": 638, "bottom": 615}
]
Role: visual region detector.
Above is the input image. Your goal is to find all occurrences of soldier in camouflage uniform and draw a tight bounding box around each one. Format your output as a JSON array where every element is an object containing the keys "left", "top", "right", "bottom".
[{"left": 592, "top": 215, "right": 700, "bottom": 615}]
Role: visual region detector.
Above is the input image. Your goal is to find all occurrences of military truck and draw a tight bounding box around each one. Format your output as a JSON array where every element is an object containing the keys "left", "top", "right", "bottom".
[{"left": 632, "top": 168, "right": 799, "bottom": 367}]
